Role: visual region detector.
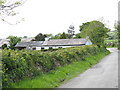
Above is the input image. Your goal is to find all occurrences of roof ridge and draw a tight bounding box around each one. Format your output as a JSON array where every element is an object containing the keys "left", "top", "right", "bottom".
[{"left": 50, "top": 38, "right": 86, "bottom": 41}]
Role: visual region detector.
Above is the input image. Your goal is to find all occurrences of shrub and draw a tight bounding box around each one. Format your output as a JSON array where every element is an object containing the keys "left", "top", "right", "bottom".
[
  {"left": 105, "top": 41, "right": 118, "bottom": 47},
  {"left": 2, "top": 45, "right": 108, "bottom": 87}
]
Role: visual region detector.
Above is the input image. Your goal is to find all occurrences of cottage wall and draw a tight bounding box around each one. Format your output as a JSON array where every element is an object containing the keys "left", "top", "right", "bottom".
[{"left": 85, "top": 40, "right": 92, "bottom": 45}]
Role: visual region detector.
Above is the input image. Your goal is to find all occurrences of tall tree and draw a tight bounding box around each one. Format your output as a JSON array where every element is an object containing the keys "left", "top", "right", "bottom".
[
  {"left": 67, "top": 25, "right": 75, "bottom": 39},
  {"left": 7, "top": 36, "right": 21, "bottom": 49},
  {"left": 59, "top": 32, "right": 68, "bottom": 39},
  {"left": 33, "top": 33, "right": 47, "bottom": 41},
  {"left": 80, "top": 20, "right": 110, "bottom": 48},
  {"left": 79, "top": 22, "right": 90, "bottom": 32},
  {"left": 51, "top": 32, "right": 69, "bottom": 39}
]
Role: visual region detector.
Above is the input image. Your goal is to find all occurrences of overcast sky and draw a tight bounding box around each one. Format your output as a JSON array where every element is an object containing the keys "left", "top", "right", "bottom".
[{"left": 0, "top": 0, "right": 119, "bottom": 38}]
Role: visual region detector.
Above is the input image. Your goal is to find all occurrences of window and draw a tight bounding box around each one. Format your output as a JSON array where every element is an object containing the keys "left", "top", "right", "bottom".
[{"left": 41, "top": 47, "right": 44, "bottom": 50}]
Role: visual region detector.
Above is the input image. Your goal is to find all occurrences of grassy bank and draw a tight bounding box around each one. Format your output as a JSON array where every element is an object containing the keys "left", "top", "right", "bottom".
[
  {"left": 10, "top": 50, "right": 110, "bottom": 88},
  {"left": 3, "top": 45, "right": 106, "bottom": 87}
]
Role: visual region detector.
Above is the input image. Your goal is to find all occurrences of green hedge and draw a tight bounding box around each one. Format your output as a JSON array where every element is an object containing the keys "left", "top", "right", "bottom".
[{"left": 2, "top": 45, "right": 108, "bottom": 87}]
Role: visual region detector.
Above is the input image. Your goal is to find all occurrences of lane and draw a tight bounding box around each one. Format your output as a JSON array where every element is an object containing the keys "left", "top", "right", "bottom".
[{"left": 59, "top": 48, "right": 118, "bottom": 88}]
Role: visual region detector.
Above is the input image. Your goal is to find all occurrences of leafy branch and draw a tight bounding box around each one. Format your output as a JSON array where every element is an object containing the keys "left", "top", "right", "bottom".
[{"left": 0, "top": 0, "right": 27, "bottom": 25}]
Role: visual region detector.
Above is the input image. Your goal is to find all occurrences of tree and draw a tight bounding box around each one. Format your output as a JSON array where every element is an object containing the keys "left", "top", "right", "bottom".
[
  {"left": 7, "top": 36, "right": 21, "bottom": 49},
  {"left": 67, "top": 25, "right": 75, "bottom": 39},
  {"left": 44, "top": 34, "right": 53, "bottom": 39},
  {"left": 115, "top": 22, "right": 120, "bottom": 50},
  {"left": 51, "top": 32, "right": 69, "bottom": 39},
  {"left": 23, "top": 36, "right": 27, "bottom": 38},
  {"left": 1, "top": 43, "right": 7, "bottom": 49},
  {"left": 107, "top": 31, "right": 118, "bottom": 40},
  {"left": 33, "top": 33, "right": 47, "bottom": 41},
  {"left": 74, "top": 33, "right": 82, "bottom": 38},
  {"left": 51, "top": 33, "right": 61, "bottom": 39},
  {"left": 59, "top": 32, "right": 68, "bottom": 39},
  {"left": 0, "top": 0, "right": 26, "bottom": 24},
  {"left": 80, "top": 20, "right": 110, "bottom": 48},
  {"left": 79, "top": 22, "right": 90, "bottom": 31}
]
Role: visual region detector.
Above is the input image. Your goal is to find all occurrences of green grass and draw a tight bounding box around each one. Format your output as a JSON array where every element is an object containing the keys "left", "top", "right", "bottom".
[
  {"left": 105, "top": 39, "right": 118, "bottom": 43},
  {"left": 10, "top": 51, "right": 110, "bottom": 88},
  {"left": 106, "top": 46, "right": 118, "bottom": 48}
]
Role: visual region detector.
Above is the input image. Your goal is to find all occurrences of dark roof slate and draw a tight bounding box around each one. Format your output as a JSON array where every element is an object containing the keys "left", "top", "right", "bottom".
[
  {"left": 15, "top": 38, "right": 88, "bottom": 48},
  {"left": 15, "top": 41, "right": 44, "bottom": 47},
  {"left": 43, "top": 38, "right": 87, "bottom": 46}
]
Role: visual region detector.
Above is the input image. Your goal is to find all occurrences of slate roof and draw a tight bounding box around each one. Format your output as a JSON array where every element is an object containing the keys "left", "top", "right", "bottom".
[
  {"left": 21, "top": 37, "right": 34, "bottom": 42},
  {"left": 15, "top": 38, "right": 89, "bottom": 48},
  {"left": 43, "top": 38, "right": 87, "bottom": 46},
  {"left": 15, "top": 41, "right": 44, "bottom": 47}
]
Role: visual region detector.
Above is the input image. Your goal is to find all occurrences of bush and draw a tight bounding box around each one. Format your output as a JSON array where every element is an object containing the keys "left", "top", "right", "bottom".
[
  {"left": 106, "top": 42, "right": 118, "bottom": 47},
  {"left": 2, "top": 45, "right": 109, "bottom": 87}
]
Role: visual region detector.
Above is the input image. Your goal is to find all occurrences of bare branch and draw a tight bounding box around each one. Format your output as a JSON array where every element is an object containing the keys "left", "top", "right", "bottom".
[{"left": 0, "top": 0, "right": 27, "bottom": 25}]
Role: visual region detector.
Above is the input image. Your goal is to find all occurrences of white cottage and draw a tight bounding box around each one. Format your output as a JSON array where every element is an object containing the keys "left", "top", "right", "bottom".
[
  {"left": 15, "top": 38, "right": 92, "bottom": 50},
  {"left": 15, "top": 41, "right": 44, "bottom": 50},
  {"left": 42, "top": 38, "right": 92, "bottom": 49}
]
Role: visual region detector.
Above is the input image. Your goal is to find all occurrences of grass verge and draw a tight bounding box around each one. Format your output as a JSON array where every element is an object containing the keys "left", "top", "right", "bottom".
[
  {"left": 106, "top": 46, "right": 118, "bottom": 48},
  {"left": 10, "top": 51, "right": 110, "bottom": 88},
  {"left": 105, "top": 39, "right": 118, "bottom": 43}
]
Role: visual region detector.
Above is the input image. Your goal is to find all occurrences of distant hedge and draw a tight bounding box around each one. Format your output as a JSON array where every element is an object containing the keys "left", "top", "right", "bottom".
[
  {"left": 105, "top": 41, "right": 118, "bottom": 47},
  {"left": 2, "top": 45, "right": 109, "bottom": 87}
]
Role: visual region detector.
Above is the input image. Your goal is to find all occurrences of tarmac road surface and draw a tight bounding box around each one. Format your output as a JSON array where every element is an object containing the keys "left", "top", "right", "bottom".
[{"left": 59, "top": 48, "right": 118, "bottom": 88}]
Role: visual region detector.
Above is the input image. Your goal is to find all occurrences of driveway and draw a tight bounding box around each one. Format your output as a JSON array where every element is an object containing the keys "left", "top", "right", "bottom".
[{"left": 59, "top": 48, "right": 118, "bottom": 88}]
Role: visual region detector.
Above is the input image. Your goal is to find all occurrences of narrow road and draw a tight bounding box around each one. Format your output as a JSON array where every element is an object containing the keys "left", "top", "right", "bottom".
[{"left": 59, "top": 48, "right": 118, "bottom": 88}]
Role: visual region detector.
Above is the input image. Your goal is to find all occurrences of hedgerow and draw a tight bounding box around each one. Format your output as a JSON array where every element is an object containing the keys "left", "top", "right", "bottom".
[{"left": 1, "top": 45, "right": 109, "bottom": 87}]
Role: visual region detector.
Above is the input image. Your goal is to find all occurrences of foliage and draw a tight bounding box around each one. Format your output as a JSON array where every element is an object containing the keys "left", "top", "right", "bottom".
[
  {"left": 1, "top": 44, "right": 7, "bottom": 49},
  {"left": 115, "top": 22, "right": 120, "bottom": 50},
  {"left": 66, "top": 33, "right": 73, "bottom": 39},
  {"left": 51, "top": 33, "right": 61, "bottom": 39},
  {"left": 23, "top": 36, "right": 27, "bottom": 38},
  {"left": 2, "top": 45, "right": 109, "bottom": 87},
  {"left": 7, "top": 36, "right": 21, "bottom": 49},
  {"left": 0, "top": 0, "right": 26, "bottom": 24},
  {"left": 11, "top": 51, "right": 110, "bottom": 88},
  {"left": 0, "top": 0, "right": 4, "bottom": 5},
  {"left": 79, "top": 22, "right": 90, "bottom": 31},
  {"left": 59, "top": 32, "right": 68, "bottom": 39},
  {"left": 79, "top": 21, "right": 110, "bottom": 48},
  {"left": 51, "top": 32, "right": 68, "bottom": 39},
  {"left": 74, "top": 33, "right": 82, "bottom": 38},
  {"left": 33, "top": 33, "right": 47, "bottom": 41},
  {"left": 44, "top": 34, "right": 53, "bottom": 38},
  {"left": 67, "top": 25, "right": 75, "bottom": 39},
  {"left": 105, "top": 39, "right": 118, "bottom": 47},
  {"left": 107, "top": 31, "right": 118, "bottom": 40}
]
